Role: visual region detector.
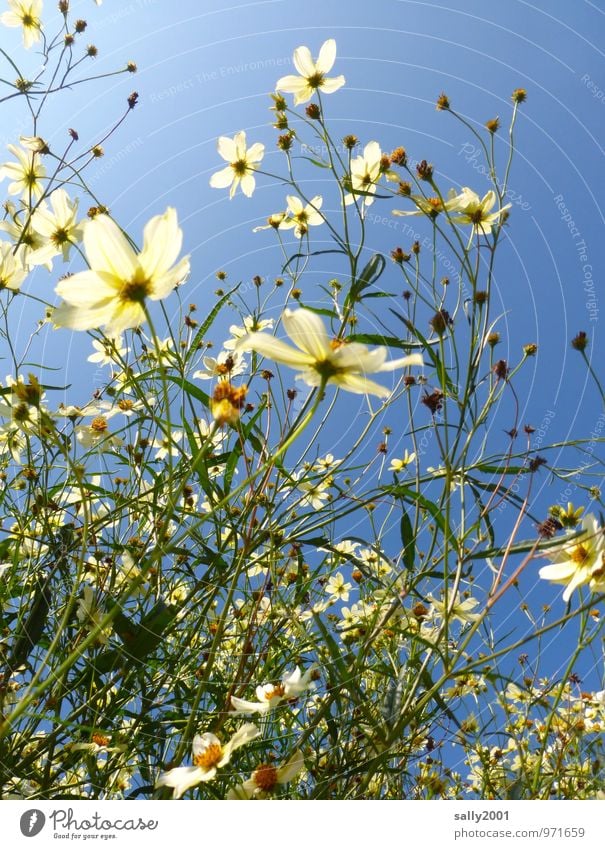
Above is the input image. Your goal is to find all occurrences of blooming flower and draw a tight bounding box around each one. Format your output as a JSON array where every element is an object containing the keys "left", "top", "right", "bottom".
[
  {"left": 450, "top": 188, "right": 511, "bottom": 235},
  {"left": 325, "top": 572, "right": 352, "bottom": 602},
  {"left": 229, "top": 750, "right": 305, "bottom": 799},
  {"left": 53, "top": 208, "right": 190, "bottom": 334},
  {"left": 538, "top": 514, "right": 605, "bottom": 603},
  {"left": 279, "top": 195, "right": 324, "bottom": 239},
  {"left": 230, "top": 666, "right": 316, "bottom": 715},
  {"left": 224, "top": 316, "right": 274, "bottom": 350},
  {"left": 392, "top": 189, "right": 464, "bottom": 220},
  {"left": 388, "top": 450, "right": 416, "bottom": 472},
  {"left": 155, "top": 724, "right": 260, "bottom": 799},
  {"left": 87, "top": 336, "right": 128, "bottom": 366},
  {"left": 236, "top": 307, "right": 423, "bottom": 398},
  {"left": 276, "top": 39, "right": 345, "bottom": 105},
  {"left": 293, "top": 470, "right": 330, "bottom": 509},
  {"left": 193, "top": 350, "right": 247, "bottom": 381},
  {"left": 0, "top": 241, "right": 27, "bottom": 291},
  {"left": 0, "top": 144, "right": 46, "bottom": 200},
  {"left": 209, "top": 131, "right": 264, "bottom": 199},
  {"left": 345, "top": 141, "right": 384, "bottom": 207},
  {"left": 1, "top": 0, "right": 42, "bottom": 49},
  {"left": 29, "top": 188, "right": 83, "bottom": 264},
  {"left": 428, "top": 591, "right": 481, "bottom": 625}
]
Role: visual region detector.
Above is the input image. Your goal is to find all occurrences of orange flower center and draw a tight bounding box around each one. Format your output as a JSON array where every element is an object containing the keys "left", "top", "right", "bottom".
[
  {"left": 90, "top": 416, "right": 108, "bottom": 432},
  {"left": 92, "top": 733, "right": 110, "bottom": 747},
  {"left": 253, "top": 764, "right": 278, "bottom": 792},
  {"left": 193, "top": 742, "right": 223, "bottom": 770},
  {"left": 571, "top": 544, "right": 590, "bottom": 565}
]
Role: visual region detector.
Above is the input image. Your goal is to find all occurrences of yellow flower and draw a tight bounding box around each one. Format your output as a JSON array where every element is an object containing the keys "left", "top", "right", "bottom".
[
  {"left": 53, "top": 208, "right": 189, "bottom": 334},
  {"left": 236, "top": 307, "right": 423, "bottom": 398},
  {"left": 0, "top": 241, "right": 27, "bottom": 291},
  {"left": 450, "top": 188, "right": 511, "bottom": 235},
  {"left": 1, "top": 0, "right": 42, "bottom": 49},
  {"left": 279, "top": 194, "right": 324, "bottom": 239},
  {"left": 276, "top": 39, "right": 345, "bottom": 105},
  {"left": 388, "top": 450, "right": 416, "bottom": 472}
]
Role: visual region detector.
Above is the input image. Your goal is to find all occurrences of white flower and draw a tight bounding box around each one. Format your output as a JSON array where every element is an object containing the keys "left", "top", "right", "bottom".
[
  {"left": 232, "top": 750, "right": 304, "bottom": 799},
  {"left": 429, "top": 591, "right": 481, "bottom": 625},
  {"left": 236, "top": 307, "right": 423, "bottom": 398},
  {"left": 345, "top": 141, "right": 383, "bottom": 207},
  {"left": 29, "top": 188, "right": 83, "bottom": 264},
  {"left": 209, "top": 131, "right": 264, "bottom": 199},
  {"left": 224, "top": 316, "right": 274, "bottom": 351},
  {"left": 279, "top": 195, "right": 323, "bottom": 239},
  {"left": 151, "top": 429, "right": 183, "bottom": 461},
  {"left": 538, "top": 514, "right": 605, "bottom": 603},
  {"left": 0, "top": 241, "right": 27, "bottom": 292},
  {"left": 392, "top": 188, "right": 465, "bottom": 219},
  {"left": 389, "top": 450, "right": 416, "bottom": 472},
  {"left": 325, "top": 572, "right": 352, "bottom": 602},
  {"left": 230, "top": 666, "right": 315, "bottom": 715},
  {"left": 53, "top": 209, "right": 189, "bottom": 334},
  {"left": 276, "top": 39, "right": 345, "bottom": 105},
  {"left": 293, "top": 470, "right": 330, "bottom": 509},
  {"left": 0, "top": 143, "right": 46, "bottom": 199},
  {"left": 87, "top": 336, "right": 128, "bottom": 366},
  {"left": 193, "top": 350, "right": 247, "bottom": 381},
  {"left": 75, "top": 415, "right": 122, "bottom": 450},
  {"left": 450, "top": 188, "right": 511, "bottom": 235},
  {"left": 155, "top": 724, "right": 260, "bottom": 799},
  {"left": 1, "top": 0, "right": 42, "bottom": 49}
]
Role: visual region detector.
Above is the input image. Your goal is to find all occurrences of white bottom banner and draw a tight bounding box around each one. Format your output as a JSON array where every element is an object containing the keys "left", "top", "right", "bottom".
[{"left": 0, "top": 799, "right": 602, "bottom": 848}]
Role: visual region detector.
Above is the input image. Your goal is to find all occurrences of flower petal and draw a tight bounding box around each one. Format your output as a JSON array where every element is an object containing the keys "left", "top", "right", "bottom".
[
  {"left": 292, "top": 45, "right": 315, "bottom": 77},
  {"left": 84, "top": 215, "right": 138, "bottom": 280},
  {"left": 283, "top": 308, "right": 331, "bottom": 359},
  {"left": 316, "top": 39, "right": 337, "bottom": 74},
  {"left": 155, "top": 766, "right": 204, "bottom": 799},
  {"left": 236, "top": 331, "right": 312, "bottom": 367}
]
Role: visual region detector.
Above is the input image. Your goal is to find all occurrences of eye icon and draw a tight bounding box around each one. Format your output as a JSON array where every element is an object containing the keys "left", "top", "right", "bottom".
[{"left": 20, "top": 810, "right": 46, "bottom": 837}]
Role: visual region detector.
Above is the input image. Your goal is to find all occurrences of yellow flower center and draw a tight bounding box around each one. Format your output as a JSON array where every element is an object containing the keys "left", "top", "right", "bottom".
[
  {"left": 51, "top": 227, "right": 69, "bottom": 246},
  {"left": 231, "top": 159, "right": 249, "bottom": 176},
  {"left": 307, "top": 71, "right": 325, "bottom": 88},
  {"left": 264, "top": 684, "right": 285, "bottom": 701},
  {"left": 253, "top": 764, "right": 278, "bottom": 792},
  {"left": 193, "top": 742, "right": 223, "bottom": 770},
  {"left": 470, "top": 208, "right": 487, "bottom": 225},
  {"left": 90, "top": 416, "right": 108, "bottom": 432},
  {"left": 571, "top": 544, "right": 590, "bottom": 565},
  {"left": 118, "top": 399, "right": 134, "bottom": 411},
  {"left": 121, "top": 277, "right": 151, "bottom": 303},
  {"left": 92, "top": 733, "right": 110, "bottom": 747}
]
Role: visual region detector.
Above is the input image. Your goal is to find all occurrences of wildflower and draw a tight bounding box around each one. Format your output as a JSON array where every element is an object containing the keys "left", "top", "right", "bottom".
[
  {"left": 87, "top": 336, "right": 128, "bottom": 366},
  {"left": 325, "top": 572, "right": 352, "bottom": 602},
  {"left": 538, "top": 514, "right": 605, "bottom": 602},
  {"left": 29, "top": 189, "right": 83, "bottom": 264},
  {"left": 236, "top": 307, "right": 423, "bottom": 398},
  {"left": 345, "top": 141, "right": 383, "bottom": 207},
  {"left": 429, "top": 592, "right": 481, "bottom": 625},
  {"left": 155, "top": 724, "right": 260, "bottom": 799},
  {"left": 193, "top": 350, "right": 246, "bottom": 381},
  {"left": 0, "top": 241, "right": 27, "bottom": 291},
  {"left": 450, "top": 188, "right": 511, "bottom": 236},
  {"left": 231, "top": 750, "right": 305, "bottom": 799},
  {"left": 209, "top": 131, "right": 264, "bottom": 199},
  {"left": 276, "top": 38, "right": 345, "bottom": 105},
  {"left": 388, "top": 450, "right": 416, "bottom": 472},
  {"left": 224, "top": 316, "right": 274, "bottom": 350},
  {"left": 0, "top": 0, "right": 42, "bottom": 49},
  {"left": 293, "top": 470, "right": 330, "bottom": 509},
  {"left": 230, "top": 666, "right": 315, "bottom": 715},
  {"left": 0, "top": 144, "right": 46, "bottom": 200},
  {"left": 279, "top": 195, "right": 323, "bottom": 239},
  {"left": 53, "top": 208, "right": 190, "bottom": 333},
  {"left": 392, "top": 188, "right": 463, "bottom": 220},
  {"left": 75, "top": 415, "right": 122, "bottom": 450},
  {"left": 211, "top": 382, "right": 247, "bottom": 426}
]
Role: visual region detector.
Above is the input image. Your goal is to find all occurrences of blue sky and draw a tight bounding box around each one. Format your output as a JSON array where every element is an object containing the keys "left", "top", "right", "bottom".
[{"left": 3, "top": 0, "right": 605, "bottom": 688}]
